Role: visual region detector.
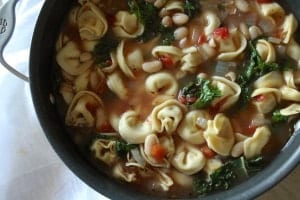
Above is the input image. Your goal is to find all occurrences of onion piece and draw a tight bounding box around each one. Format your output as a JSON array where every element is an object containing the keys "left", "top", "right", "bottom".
[
  {"left": 250, "top": 114, "right": 271, "bottom": 127},
  {"left": 131, "top": 148, "right": 146, "bottom": 166},
  {"left": 214, "top": 61, "right": 237, "bottom": 76}
]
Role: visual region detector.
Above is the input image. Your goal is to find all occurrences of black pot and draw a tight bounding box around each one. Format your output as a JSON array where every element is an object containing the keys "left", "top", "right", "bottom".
[{"left": 1, "top": 0, "right": 300, "bottom": 199}]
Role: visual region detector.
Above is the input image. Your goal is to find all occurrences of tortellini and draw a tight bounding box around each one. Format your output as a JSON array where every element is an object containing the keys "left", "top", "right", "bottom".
[
  {"left": 200, "top": 11, "right": 221, "bottom": 36},
  {"left": 279, "top": 103, "right": 300, "bottom": 116},
  {"left": 171, "top": 141, "right": 206, "bottom": 175},
  {"left": 256, "top": 39, "right": 276, "bottom": 63},
  {"left": 116, "top": 40, "right": 144, "bottom": 78},
  {"left": 106, "top": 71, "right": 128, "bottom": 100},
  {"left": 280, "top": 85, "right": 300, "bottom": 102},
  {"left": 91, "top": 138, "right": 118, "bottom": 165},
  {"left": 286, "top": 38, "right": 300, "bottom": 63},
  {"left": 77, "top": 2, "right": 108, "bottom": 40},
  {"left": 280, "top": 14, "right": 298, "bottom": 44},
  {"left": 112, "top": 163, "right": 136, "bottom": 182},
  {"left": 177, "top": 110, "right": 210, "bottom": 145},
  {"left": 56, "top": 41, "right": 93, "bottom": 76},
  {"left": 65, "top": 91, "right": 106, "bottom": 130},
  {"left": 113, "top": 11, "right": 144, "bottom": 38},
  {"left": 251, "top": 88, "right": 281, "bottom": 114},
  {"left": 141, "top": 134, "right": 174, "bottom": 168},
  {"left": 258, "top": 2, "right": 285, "bottom": 24},
  {"left": 145, "top": 72, "right": 178, "bottom": 97},
  {"left": 254, "top": 71, "right": 284, "bottom": 89},
  {"left": 216, "top": 29, "right": 247, "bottom": 61},
  {"left": 151, "top": 99, "right": 187, "bottom": 134},
  {"left": 118, "top": 110, "right": 153, "bottom": 144},
  {"left": 244, "top": 126, "right": 271, "bottom": 159},
  {"left": 74, "top": 67, "right": 106, "bottom": 94},
  {"left": 180, "top": 47, "right": 203, "bottom": 73},
  {"left": 152, "top": 46, "right": 183, "bottom": 64},
  {"left": 211, "top": 76, "right": 241, "bottom": 111},
  {"left": 203, "top": 114, "right": 235, "bottom": 156}
]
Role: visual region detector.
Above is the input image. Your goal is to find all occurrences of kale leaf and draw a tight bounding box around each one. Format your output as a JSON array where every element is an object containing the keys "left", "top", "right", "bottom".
[
  {"left": 128, "top": 0, "right": 160, "bottom": 42},
  {"left": 271, "top": 109, "right": 288, "bottom": 124},
  {"left": 194, "top": 156, "right": 264, "bottom": 195},
  {"left": 92, "top": 134, "right": 137, "bottom": 157},
  {"left": 128, "top": 0, "right": 175, "bottom": 44},
  {"left": 237, "top": 40, "right": 290, "bottom": 106},
  {"left": 184, "top": 0, "right": 200, "bottom": 17},
  {"left": 179, "top": 77, "right": 221, "bottom": 109},
  {"left": 93, "top": 34, "right": 119, "bottom": 67},
  {"left": 115, "top": 141, "right": 138, "bottom": 157}
]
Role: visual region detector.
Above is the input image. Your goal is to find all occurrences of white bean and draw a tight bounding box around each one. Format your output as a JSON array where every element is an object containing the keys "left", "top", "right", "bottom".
[
  {"left": 161, "top": 16, "right": 173, "bottom": 27},
  {"left": 178, "top": 37, "right": 188, "bottom": 49},
  {"left": 235, "top": 0, "right": 250, "bottom": 12},
  {"left": 174, "top": 27, "right": 188, "bottom": 40},
  {"left": 249, "top": 26, "right": 263, "bottom": 40},
  {"left": 142, "top": 60, "right": 163, "bottom": 73},
  {"left": 172, "top": 13, "right": 189, "bottom": 26}
]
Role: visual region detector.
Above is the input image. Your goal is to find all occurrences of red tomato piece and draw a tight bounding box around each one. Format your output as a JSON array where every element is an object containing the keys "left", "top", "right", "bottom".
[
  {"left": 151, "top": 144, "right": 167, "bottom": 162},
  {"left": 159, "top": 55, "right": 174, "bottom": 68},
  {"left": 100, "top": 122, "right": 115, "bottom": 132},
  {"left": 253, "top": 94, "right": 265, "bottom": 102},
  {"left": 198, "top": 33, "right": 207, "bottom": 44},
  {"left": 245, "top": 124, "right": 257, "bottom": 136},
  {"left": 178, "top": 94, "right": 187, "bottom": 104},
  {"left": 213, "top": 27, "right": 230, "bottom": 39},
  {"left": 200, "top": 144, "right": 216, "bottom": 159},
  {"left": 257, "top": 0, "right": 272, "bottom": 3}
]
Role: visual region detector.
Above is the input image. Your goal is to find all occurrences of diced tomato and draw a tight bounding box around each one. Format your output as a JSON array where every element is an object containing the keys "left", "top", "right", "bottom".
[
  {"left": 245, "top": 124, "right": 257, "bottom": 136},
  {"left": 209, "top": 97, "right": 227, "bottom": 116},
  {"left": 159, "top": 55, "right": 174, "bottom": 69},
  {"left": 178, "top": 94, "right": 187, "bottom": 104},
  {"left": 213, "top": 27, "right": 230, "bottom": 40},
  {"left": 151, "top": 144, "right": 167, "bottom": 162},
  {"left": 186, "top": 95, "right": 197, "bottom": 104},
  {"left": 100, "top": 122, "right": 115, "bottom": 132},
  {"left": 86, "top": 103, "right": 97, "bottom": 115},
  {"left": 253, "top": 94, "right": 265, "bottom": 102},
  {"left": 257, "top": 0, "right": 272, "bottom": 3},
  {"left": 273, "top": 28, "right": 283, "bottom": 39},
  {"left": 106, "top": 14, "right": 115, "bottom": 25},
  {"left": 198, "top": 33, "right": 207, "bottom": 45},
  {"left": 200, "top": 144, "right": 216, "bottom": 159}
]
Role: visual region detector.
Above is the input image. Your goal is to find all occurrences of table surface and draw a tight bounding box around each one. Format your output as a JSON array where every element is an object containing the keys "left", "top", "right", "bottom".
[{"left": 0, "top": 0, "right": 299, "bottom": 200}]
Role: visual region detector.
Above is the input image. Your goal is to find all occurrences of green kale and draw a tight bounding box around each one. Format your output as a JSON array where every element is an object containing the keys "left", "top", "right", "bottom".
[
  {"left": 194, "top": 156, "right": 264, "bottom": 195},
  {"left": 272, "top": 109, "right": 288, "bottom": 124},
  {"left": 92, "top": 134, "right": 137, "bottom": 157},
  {"left": 93, "top": 34, "right": 119, "bottom": 67},
  {"left": 128, "top": 0, "right": 160, "bottom": 42},
  {"left": 237, "top": 40, "right": 289, "bottom": 107},
  {"left": 115, "top": 141, "right": 138, "bottom": 157},
  {"left": 159, "top": 26, "right": 175, "bottom": 45},
  {"left": 184, "top": 0, "right": 200, "bottom": 17},
  {"left": 179, "top": 77, "right": 221, "bottom": 109}
]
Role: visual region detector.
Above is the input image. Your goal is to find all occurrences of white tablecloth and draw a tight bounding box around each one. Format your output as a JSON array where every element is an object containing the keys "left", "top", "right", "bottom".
[{"left": 0, "top": 1, "right": 108, "bottom": 199}]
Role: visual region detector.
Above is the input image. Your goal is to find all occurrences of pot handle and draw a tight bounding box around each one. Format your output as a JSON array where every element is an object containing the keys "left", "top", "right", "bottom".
[{"left": 0, "top": 0, "right": 29, "bottom": 82}]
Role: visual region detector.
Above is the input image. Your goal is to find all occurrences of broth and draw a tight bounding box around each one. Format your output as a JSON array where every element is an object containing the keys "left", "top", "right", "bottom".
[{"left": 54, "top": 0, "right": 300, "bottom": 198}]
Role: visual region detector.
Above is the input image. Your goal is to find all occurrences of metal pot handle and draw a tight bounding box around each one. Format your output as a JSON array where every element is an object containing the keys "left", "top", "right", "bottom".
[{"left": 0, "top": 0, "right": 29, "bottom": 82}]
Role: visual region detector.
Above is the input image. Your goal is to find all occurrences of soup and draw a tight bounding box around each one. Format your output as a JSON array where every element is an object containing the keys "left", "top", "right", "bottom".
[{"left": 54, "top": 0, "right": 300, "bottom": 198}]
